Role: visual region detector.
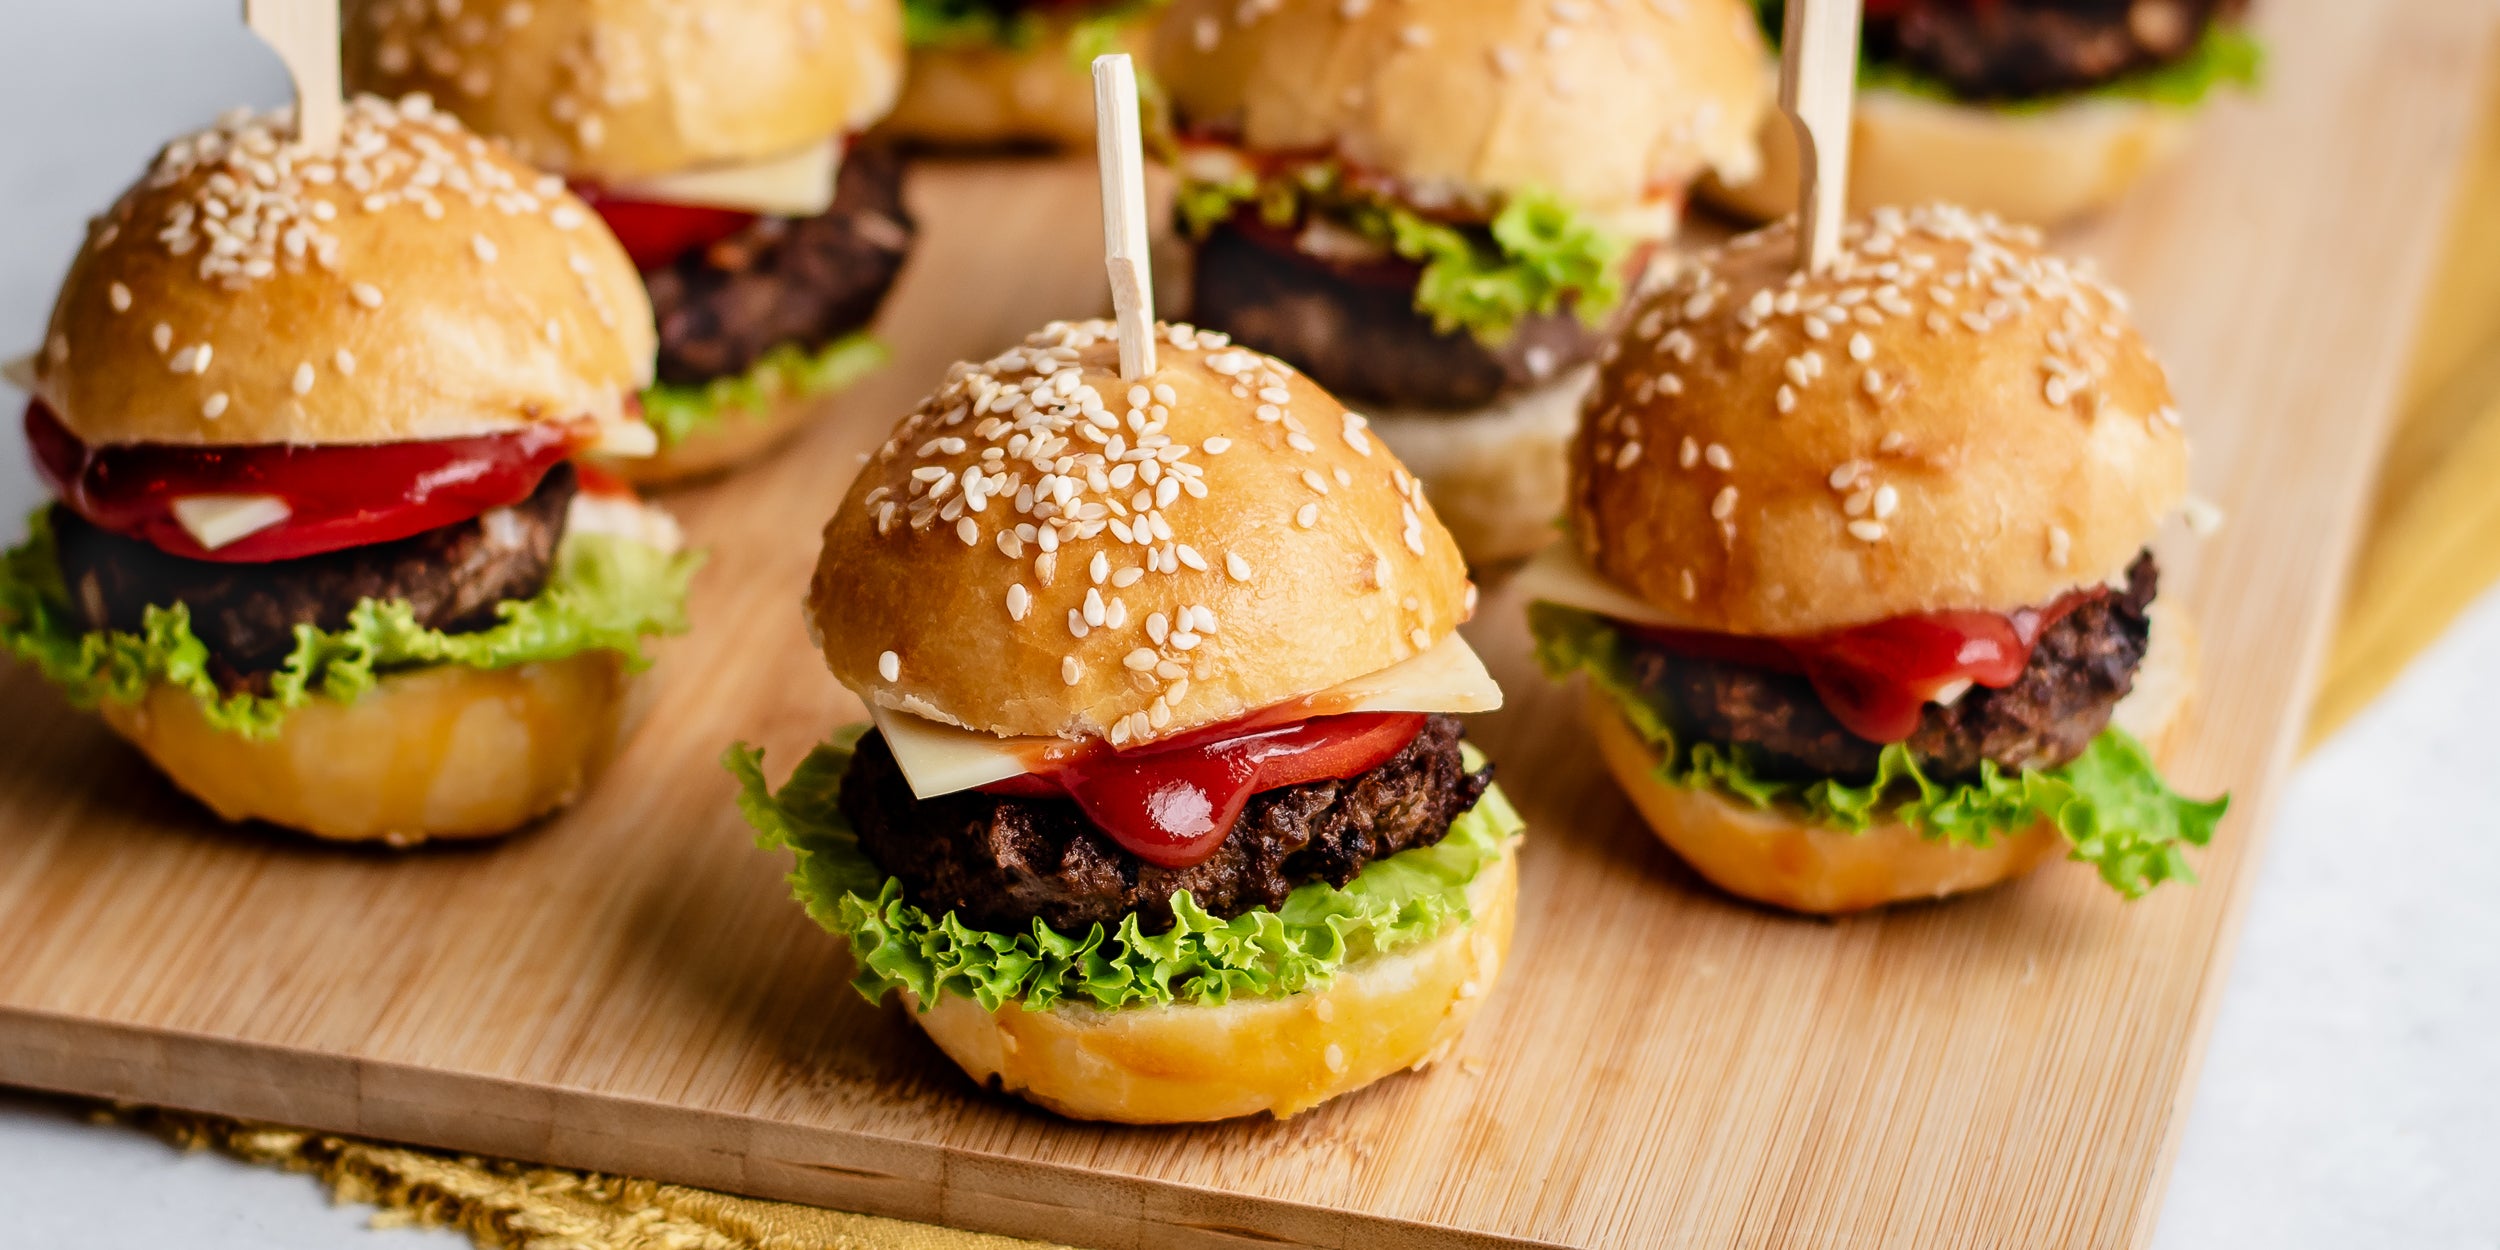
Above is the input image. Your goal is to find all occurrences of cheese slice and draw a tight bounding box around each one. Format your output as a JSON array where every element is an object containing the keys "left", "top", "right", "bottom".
[
  {"left": 170, "top": 494, "right": 291, "bottom": 551},
  {"left": 1511, "top": 539, "right": 1678, "bottom": 627},
  {"left": 586, "top": 420, "right": 657, "bottom": 459},
  {"left": 609, "top": 139, "right": 841, "bottom": 217},
  {"left": 2, "top": 352, "right": 37, "bottom": 393},
  {"left": 872, "top": 630, "right": 1506, "bottom": 800}
]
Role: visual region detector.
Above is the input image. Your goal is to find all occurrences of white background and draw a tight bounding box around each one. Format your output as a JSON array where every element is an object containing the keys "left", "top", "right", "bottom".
[{"left": 0, "top": 2, "right": 2495, "bottom": 1245}]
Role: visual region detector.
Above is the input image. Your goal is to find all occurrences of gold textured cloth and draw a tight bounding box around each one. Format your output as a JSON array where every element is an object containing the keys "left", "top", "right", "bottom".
[{"left": 81, "top": 63, "right": 2500, "bottom": 1250}]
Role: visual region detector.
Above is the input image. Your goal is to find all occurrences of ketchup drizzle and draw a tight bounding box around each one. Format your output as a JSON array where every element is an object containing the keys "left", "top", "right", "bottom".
[{"left": 982, "top": 712, "right": 1428, "bottom": 869}]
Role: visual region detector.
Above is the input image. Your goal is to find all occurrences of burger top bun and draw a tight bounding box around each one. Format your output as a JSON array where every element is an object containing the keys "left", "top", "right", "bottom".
[
  {"left": 810, "top": 320, "right": 1476, "bottom": 745},
  {"left": 35, "top": 95, "right": 655, "bottom": 448},
  {"left": 1152, "top": 0, "right": 1768, "bottom": 221},
  {"left": 343, "top": 0, "right": 903, "bottom": 182},
  {"left": 1569, "top": 203, "right": 2188, "bottom": 635}
]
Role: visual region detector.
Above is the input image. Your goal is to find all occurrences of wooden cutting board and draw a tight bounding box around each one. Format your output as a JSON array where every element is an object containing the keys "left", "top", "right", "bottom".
[{"left": 2, "top": 2, "right": 2491, "bottom": 1246}]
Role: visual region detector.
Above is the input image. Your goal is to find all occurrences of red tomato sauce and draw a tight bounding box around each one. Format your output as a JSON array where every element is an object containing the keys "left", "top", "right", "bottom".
[
  {"left": 1629, "top": 590, "right": 2101, "bottom": 745},
  {"left": 26, "top": 400, "right": 584, "bottom": 563},
  {"left": 573, "top": 186, "right": 759, "bottom": 271},
  {"left": 981, "top": 712, "right": 1429, "bottom": 869}
]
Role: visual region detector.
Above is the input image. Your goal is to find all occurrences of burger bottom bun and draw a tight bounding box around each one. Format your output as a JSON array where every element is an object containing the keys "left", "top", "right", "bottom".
[
  {"left": 906, "top": 836, "right": 1519, "bottom": 1123},
  {"left": 1588, "top": 604, "right": 2196, "bottom": 915},
  {"left": 604, "top": 387, "right": 842, "bottom": 487},
  {"left": 1701, "top": 86, "right": 2196, "bottom": 228},
  {"left": 99, "top": 651, "right": 644, "bottom": 846},
  {"left": 878, "top": 33, "right": 1107, "bottom": 149},
  {"left": 1369, "top": 367, "right": 1591, "bottom": 567}
]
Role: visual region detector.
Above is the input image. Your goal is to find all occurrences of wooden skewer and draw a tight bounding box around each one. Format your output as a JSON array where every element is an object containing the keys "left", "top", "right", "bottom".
[
  {"left": 1092, "top": 54, "right": 1156, "bottom": 381},
  {"left": 243, "top": 0, "right": 343, "bottom": 152},
  {"left": 1779, "top": 0, "right": 1863, "bottom": 272}
]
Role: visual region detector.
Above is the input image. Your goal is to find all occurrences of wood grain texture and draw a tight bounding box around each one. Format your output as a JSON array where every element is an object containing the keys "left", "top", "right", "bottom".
[{"left": 1, "top": 3, "right": 2492, "bottom": 1246}]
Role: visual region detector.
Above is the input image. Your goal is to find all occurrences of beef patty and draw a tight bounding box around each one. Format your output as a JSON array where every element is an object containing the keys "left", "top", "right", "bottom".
[
  {"left": 843, "top": 713, "right": 1494, "bottom": 934},
  {"left": 53, "top": 462, "right": 577, "bottom": 686},
  {"left": 1864, "top": 0, "right": 2248, "bottom": 101},
  {"left": 1625, "top": 552, "right": 2158, "bottom": 782},
  {"left": 1187, "top": 219, "right": 1604, "bottom": 411},
  {"left": 646, "top": 143, "right": 916, "bottom": 387}
]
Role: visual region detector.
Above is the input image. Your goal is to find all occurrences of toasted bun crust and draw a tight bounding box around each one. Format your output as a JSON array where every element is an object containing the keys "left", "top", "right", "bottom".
[
  {"left": 99, "top": 651, "right": 642, "bottom": 845},
  {"left": 880, "top": 15, "right": 1133, "bottom": 149},
  {"left": 1569, "top": 203, "right": 2188, "bottom": 634},
  {"left": 1589, "top": 603, "right": 2196, "bottom": 913},
  {"left": 908, "top": 835, "right": 1517, "bottom": 1121},
  {"left": 599, "top": 384, "right": 832, "bottom": 487},
  {"left": 36, "top": 96, "right": 654, "bottom": 448},
  {"left": 1367, "top": 368, "right": 1588, "bottom": 565},
  {"left": 343, "top": 0, "right": 903, "bottom": 181},
  {"left": 1703, "top": 88, "right": 2198, "bottom": 228},
  {"left": 810, "top": 320, "right": 1474, "bottom": 745},
  {"left": 1152, "top": 0, "right": 1769, "bottom": 217}
]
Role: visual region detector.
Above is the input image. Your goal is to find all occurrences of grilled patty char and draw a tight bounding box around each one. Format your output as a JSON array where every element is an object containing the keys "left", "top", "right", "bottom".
[
  {"left": 53, "top": 462, "right": 578, "bottom": 686},
  {"left": 1866, "top": 0, "right": 2248, "bottom": 101},
  {"left": 1187, "top": 219, "right": 1604, "bottom": 411},
  {"left": 842, "top": 713, "right": 1494, "bottom": 934},
  {"left": 646, "top": 143, "right": 916, "bottom": 387},
  {"left": 1624, "top": 552, "right": 2159, "bottom": 781}
]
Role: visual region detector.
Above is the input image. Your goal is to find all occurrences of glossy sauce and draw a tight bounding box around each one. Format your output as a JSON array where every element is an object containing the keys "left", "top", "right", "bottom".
[
  {"left": 981, "top": 712, "right": 1429, "bottom": 869},
  {"left": 1631, "top": 590, "right": 2100, "bottom": 744},
  {"left": 27, "top": 400, "right": 584, "bottom": 562},
  {"left": 574, "top": 187, "right": 759, "bottom": 271}
]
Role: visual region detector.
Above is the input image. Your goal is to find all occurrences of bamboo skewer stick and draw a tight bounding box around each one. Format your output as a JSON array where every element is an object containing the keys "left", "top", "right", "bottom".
[
  {"left": 1091, "top": 54, "right": 1157, "bottom": 381},
  {"left": 1779, "top": 0, "right": 1864, "bottom": 272}
]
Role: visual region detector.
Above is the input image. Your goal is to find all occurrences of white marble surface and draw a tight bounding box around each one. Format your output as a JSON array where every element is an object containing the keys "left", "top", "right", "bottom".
[{"left": 1, "top": 1, "right": 2496, "bottom": 1245}]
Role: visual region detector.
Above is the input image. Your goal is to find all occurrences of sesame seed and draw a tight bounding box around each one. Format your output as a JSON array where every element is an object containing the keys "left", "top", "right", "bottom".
[
  {"left": 1225, "top": 552, "right": 1252, "bottom": 581},
  {"left": 1123, "top": 648, "right": 1157, "bottom": 671},
  {"left": 1872, "top": 485, "right": 1899, "bottom": 519},
  {"left": 1848, "top": 332, "right": 1873, "bottom": 362},
  {"left": 1862, "top": 369, "right": 1885, "bottom": 396},
  {"left": 878, "top": 651, "right": 900, "bottom": 682},
  {"left": 351, "top": 282, "right": 384, "bottom": 309},
  {"left": 2047, "top": 525, "right": 2072, "bottom": 567},
  {"left": 1410, "top": 627, "right": 1432, "bottom": 651},
  {"left": 470, "top": 234, "right": 498, "bottom": 263},
  {"left": 1704, "top": 442, "right": 1733, "bottom": 471},
  {"left": 1062, "top": 657, "right": 1082, "bottom": 685},
  {"left": 1615, "top": 441, "right": 1642, "bottom": 469},
  {"left": 1295, "top": 502, "right": 1319, "bottom": 528},
  {"left": 108, "top": 283, "right": 131, "bottom": 312},
  {"left": 151, "top": 323, "right": 172, "bottom": 353},
  {"left": 201, "top": 392, "right": 228, "bottom": 418},
  {"left": 955, "top": 516, "right": 978, "bottom": 546},
  {"left": 1679, "top": 569, "right": 1697, "bottom": 600},
  {"left": 1710, "top": 486, "right": 1737, "bottom": 521},
  {"left": 1847, "top": 519, "right": 1887, "bottom": 542},
  {"left": 334, "top": 348, "right": 357, "bottom": 375},
  {"left": 1202, "top": 437, "right": 1231, "bottom": 454},
  {"left": 1679, "top": 437, "right": 1699, "bottom": 468},
  {"left": 1006, "top": 583, "right": 1030, "bottom": 620},
  {"left": 1775, "top": 385, "right": 1798, "bottom": 414},
  {"left": 291, "top": 362, "right": 315, "bottom": 395}
]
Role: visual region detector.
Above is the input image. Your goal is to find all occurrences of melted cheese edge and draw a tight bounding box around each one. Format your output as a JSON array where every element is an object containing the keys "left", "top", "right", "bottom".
[
  {"left": 1511, "top": 540, "right": 1679, "bottom": 626},
  {"left": 873, "top": 630, "right": 1506, "bottom": 800},
  {"left": 608, "top": 139, "right": 841, "bottom": 217}
]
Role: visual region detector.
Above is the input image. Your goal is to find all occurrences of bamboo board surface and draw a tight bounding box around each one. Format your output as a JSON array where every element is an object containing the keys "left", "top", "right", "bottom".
[{"left": 1, "top": 2, "right": 2492, "bottom": 1245}]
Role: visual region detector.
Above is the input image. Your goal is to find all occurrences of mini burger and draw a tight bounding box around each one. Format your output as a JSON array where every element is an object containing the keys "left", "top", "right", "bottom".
[
  {"left": 1151, "top": 0, "right": 1771, "bottom": 564},
  {"left": 345, "top": 0, "right": 917, "bottom": 483},
  {"left": 1710, "top": 0, "right": 2261, "bottom": 226},
  {"left": 882, "top": 0, "right": 1162, "bottom": 147},
  {"left": 0, "top": 95, "right": 696, "bottom": 845},
  {"left": 732, "top": 319, "right": 1523, "bottom": 1122},
  {"left": 1520, "top": 204, "right": 2226, "bottom": 914}
]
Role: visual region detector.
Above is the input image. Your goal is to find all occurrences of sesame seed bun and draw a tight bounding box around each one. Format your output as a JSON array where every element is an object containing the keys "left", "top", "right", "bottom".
[
  {"left": 809, "top": 320, "right": 1475, "bottom": 746},
  {"left": 905, "top": 833, "right": 1516, "bottom": 1122},
  {"left": 1568, "top": 204, "right": 2189, "bottom": 635},
  {"left": 98, "top": 649, "right": 644, "bottom": 846},
  {"left": 879, "top": 14, "right": 1130, "bottom": 149},
  {"left": 1152, "top": 0, "right": 1770, "bottom": 222},
  {"left": 343, "top": 0, "right": 904, "bottom": 182},
  {"left": 1701, "top": 87, "right": 2200, "bottom": 228},
  {"left": 1586, "top": 603, "right": 2195, "bottom": 913},
  {"left": 35, "top": 96, "right": 655, "bottom": 448}
]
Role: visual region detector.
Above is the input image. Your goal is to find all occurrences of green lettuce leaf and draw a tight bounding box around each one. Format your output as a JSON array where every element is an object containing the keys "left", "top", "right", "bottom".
[
  {"left": 1754, "top": 2, "right": 2262, "bottom": 111},
  {"left": 1174, "top": 166, "right": 1631, "bottom": 345},
  {"left": 0, "top": 509, "right": 700, "bottom": 740},
  {"left": 640, "top": 332, "right": 887, "bottom": 450},
  {"left": 1529, "top": 603, "right": 2226, "bottom": 897},
  {"left": 903, "top": 0, "right": 1157, "bottom": 54},
  {"left": 728, "top": 733, "right": 1524, "bottom": 1012}
]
